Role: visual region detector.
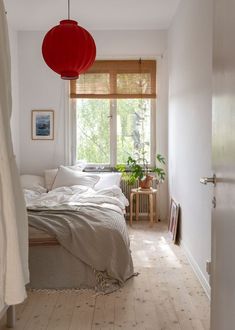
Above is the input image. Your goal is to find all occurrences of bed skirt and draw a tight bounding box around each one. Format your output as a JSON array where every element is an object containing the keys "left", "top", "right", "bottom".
[{"left": 28, "top": 226, "right": 97, "bottom": 289}]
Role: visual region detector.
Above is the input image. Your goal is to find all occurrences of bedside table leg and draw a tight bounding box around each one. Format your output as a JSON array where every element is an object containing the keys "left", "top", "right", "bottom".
[
  {"left": 155, "top": 193, "right": 159, "bottom": 222},
  {"left": 136, "top": 193, "right": 139, "bottom": 221},
  {"left": 130, "top": 193, "right": 134, "bottom": 226},
  {"left": 149, "top": 194, "right": 153, "bottom": 227}
]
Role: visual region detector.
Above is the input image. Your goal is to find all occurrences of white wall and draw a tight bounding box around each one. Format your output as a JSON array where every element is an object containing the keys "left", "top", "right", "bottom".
[
  {"left": 18, "top": 29, "right": 169, "bottom": 219},
  {"left": 168, "top": 0, "right": 213, "bottom": 295},
  {"left": 156, "top": 50, "right": 168, "bottom": 221},
  {"left": 18, "top": 31, "right": 66, "bottom": 175},
  {"left": 9, "top": 27, "right": 20, "bottom": 166},
  {"left": 92, "top": 30, "right": 166, "bottom": 59}
]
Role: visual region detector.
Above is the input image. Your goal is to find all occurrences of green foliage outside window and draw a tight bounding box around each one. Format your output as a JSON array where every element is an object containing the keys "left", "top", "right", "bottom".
[
  {"left": 76, "top": 98, "right": 151, "bottom": 165},
  {"left": 76, "top": 99, "right": 110, "bottom": 164}
]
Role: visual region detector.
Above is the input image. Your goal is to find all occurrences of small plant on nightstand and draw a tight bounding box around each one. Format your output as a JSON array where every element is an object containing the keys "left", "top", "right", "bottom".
[{"left": 116, "top": 154, "right": 166, "bottom": 189}]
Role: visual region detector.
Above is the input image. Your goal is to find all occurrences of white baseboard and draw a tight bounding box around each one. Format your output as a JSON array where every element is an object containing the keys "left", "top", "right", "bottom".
[{"left": 181, "top": 240, "right": 211, "bottom": 300}]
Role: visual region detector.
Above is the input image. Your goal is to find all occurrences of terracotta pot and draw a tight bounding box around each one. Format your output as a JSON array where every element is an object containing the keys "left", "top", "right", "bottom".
[{"left": 139, "top": 175, "right": 153, "bottom": 190}]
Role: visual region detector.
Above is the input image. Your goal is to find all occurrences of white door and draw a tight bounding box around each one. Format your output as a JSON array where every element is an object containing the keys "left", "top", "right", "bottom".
[{"left": 210, "top": 0, "right": 235, "bottom": 328}]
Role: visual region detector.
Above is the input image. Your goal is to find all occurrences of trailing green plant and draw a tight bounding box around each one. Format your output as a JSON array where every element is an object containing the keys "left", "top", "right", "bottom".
[{"left": 116, "top": 153, "right": 166, "bottom": 185}]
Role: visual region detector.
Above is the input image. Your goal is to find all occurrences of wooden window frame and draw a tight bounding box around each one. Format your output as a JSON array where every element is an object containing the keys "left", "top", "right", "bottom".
[{"left": 69, "top": 60, "right": 157, "bottom": 168}]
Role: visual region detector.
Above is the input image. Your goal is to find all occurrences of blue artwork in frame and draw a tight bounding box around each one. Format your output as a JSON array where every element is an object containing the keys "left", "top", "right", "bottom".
[{"left": 32, "top": 110, "right": 54, "bottom": 140}]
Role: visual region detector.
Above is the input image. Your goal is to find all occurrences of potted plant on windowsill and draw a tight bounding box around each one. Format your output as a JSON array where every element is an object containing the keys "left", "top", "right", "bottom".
[{"left": 116, "top": 154, "right": 166, "bottom": 189}]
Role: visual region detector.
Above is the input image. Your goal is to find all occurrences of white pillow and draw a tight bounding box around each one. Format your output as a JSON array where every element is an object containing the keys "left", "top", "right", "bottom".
[
  {"left": 20, "top": 174, "right": 45, "bottom": 189},
  {"left": 52, "top": 166, "right": 100, "bottom": 189},
  {"left": 74, "top": 160, "right": 87, "bottom": 170},
  {"left": 94, "top": 173, "right": 122, "bottom": 190},
  {"left": 44, "top": 165, "right": 83, "bottom": 190},
  {"left": 44, "top": 168, "right": 58, "bottom": 191},
  {"left": 67, "top": 164, "right": 84, "bottom": 171}
]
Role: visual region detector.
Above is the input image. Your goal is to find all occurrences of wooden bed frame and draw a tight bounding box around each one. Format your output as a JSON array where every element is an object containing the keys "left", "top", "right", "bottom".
[
  {"left": 29, "top": 237, "right": 59, "bottom": 247},
  {"left": 29, "top": 225, "right": 59, "bottom": 247}
]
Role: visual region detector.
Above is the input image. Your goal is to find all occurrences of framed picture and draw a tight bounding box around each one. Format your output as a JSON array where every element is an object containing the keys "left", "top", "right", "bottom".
[
  {"left": 168, "top": 198, "right": 180, "bottom": 243},
  {"left": 31, "top": 110, "right": 54, "bottom": 140}
]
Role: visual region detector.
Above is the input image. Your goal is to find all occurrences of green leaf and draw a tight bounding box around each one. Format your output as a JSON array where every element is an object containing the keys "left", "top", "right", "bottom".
[{"left": 156, "top": 154, "right": 166, "bottom": 164}]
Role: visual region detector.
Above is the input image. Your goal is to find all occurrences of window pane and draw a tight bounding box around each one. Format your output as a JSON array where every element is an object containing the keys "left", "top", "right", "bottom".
[
  {"left": 75, "top": 73, "right": 110, "bottom": 94},
  {"left": 76, "top": 99, "right": 110, "bottom": 164},
  {"left": 117, "top": 73, "right": 151, "bottom": 94},
  {"left": 117, "top": 99, "right": 151, "bottom": 164}
]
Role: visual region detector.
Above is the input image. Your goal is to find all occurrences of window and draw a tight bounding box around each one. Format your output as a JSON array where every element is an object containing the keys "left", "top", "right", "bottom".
[{"left": 70, "top": 60, "right": 156, "bottom": 167}]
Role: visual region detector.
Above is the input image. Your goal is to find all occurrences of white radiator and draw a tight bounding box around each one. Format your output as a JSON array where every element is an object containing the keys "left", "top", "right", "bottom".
[{"left": 120, "top": 179, "right": 157, "bottom": 219}]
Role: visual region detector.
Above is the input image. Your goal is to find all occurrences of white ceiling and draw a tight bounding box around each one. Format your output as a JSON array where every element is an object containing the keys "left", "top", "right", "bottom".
[{"left": 4, "top": 0, "right": 181, "bottom": 31}]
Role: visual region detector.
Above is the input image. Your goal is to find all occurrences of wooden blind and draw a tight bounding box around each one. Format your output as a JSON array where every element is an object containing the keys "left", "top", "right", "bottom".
[{"left": 70, "top": 60, "right": 157, "bottom": 99}]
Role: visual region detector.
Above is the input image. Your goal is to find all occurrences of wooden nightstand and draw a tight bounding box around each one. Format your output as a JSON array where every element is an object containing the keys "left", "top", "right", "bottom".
[{"left": 129, "top": 188, "right": 157, "bottom": 227}]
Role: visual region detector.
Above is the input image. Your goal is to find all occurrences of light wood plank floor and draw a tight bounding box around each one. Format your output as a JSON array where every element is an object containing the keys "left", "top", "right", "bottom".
[{"left": 0, "top": 222, "right": 210, "bottom": 330}]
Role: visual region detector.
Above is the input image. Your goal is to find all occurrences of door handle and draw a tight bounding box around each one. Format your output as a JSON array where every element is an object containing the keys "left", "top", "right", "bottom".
[{"left": 200, "top": 174, "right": 216, "bottom": 186}]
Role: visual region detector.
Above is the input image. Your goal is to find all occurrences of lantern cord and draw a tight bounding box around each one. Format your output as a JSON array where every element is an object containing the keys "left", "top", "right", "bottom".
[{"left": 68, "top": 0, "right": 70, "bottom": 20}]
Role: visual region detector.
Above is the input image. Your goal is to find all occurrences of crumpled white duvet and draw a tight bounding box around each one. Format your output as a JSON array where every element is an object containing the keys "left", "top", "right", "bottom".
[{"left": 24, "top": 185, "right": 129, "bottom": 215}]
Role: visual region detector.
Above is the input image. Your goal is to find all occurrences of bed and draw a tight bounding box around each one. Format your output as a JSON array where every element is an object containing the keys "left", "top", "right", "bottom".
[{"left": 22, "top": 166, "right": 135, "bottom": 293}]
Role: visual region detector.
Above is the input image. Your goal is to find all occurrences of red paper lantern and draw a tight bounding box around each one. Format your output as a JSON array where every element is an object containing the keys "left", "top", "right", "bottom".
[{"left": 42, "top": 19, "right": 96, "bottom": 80}]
